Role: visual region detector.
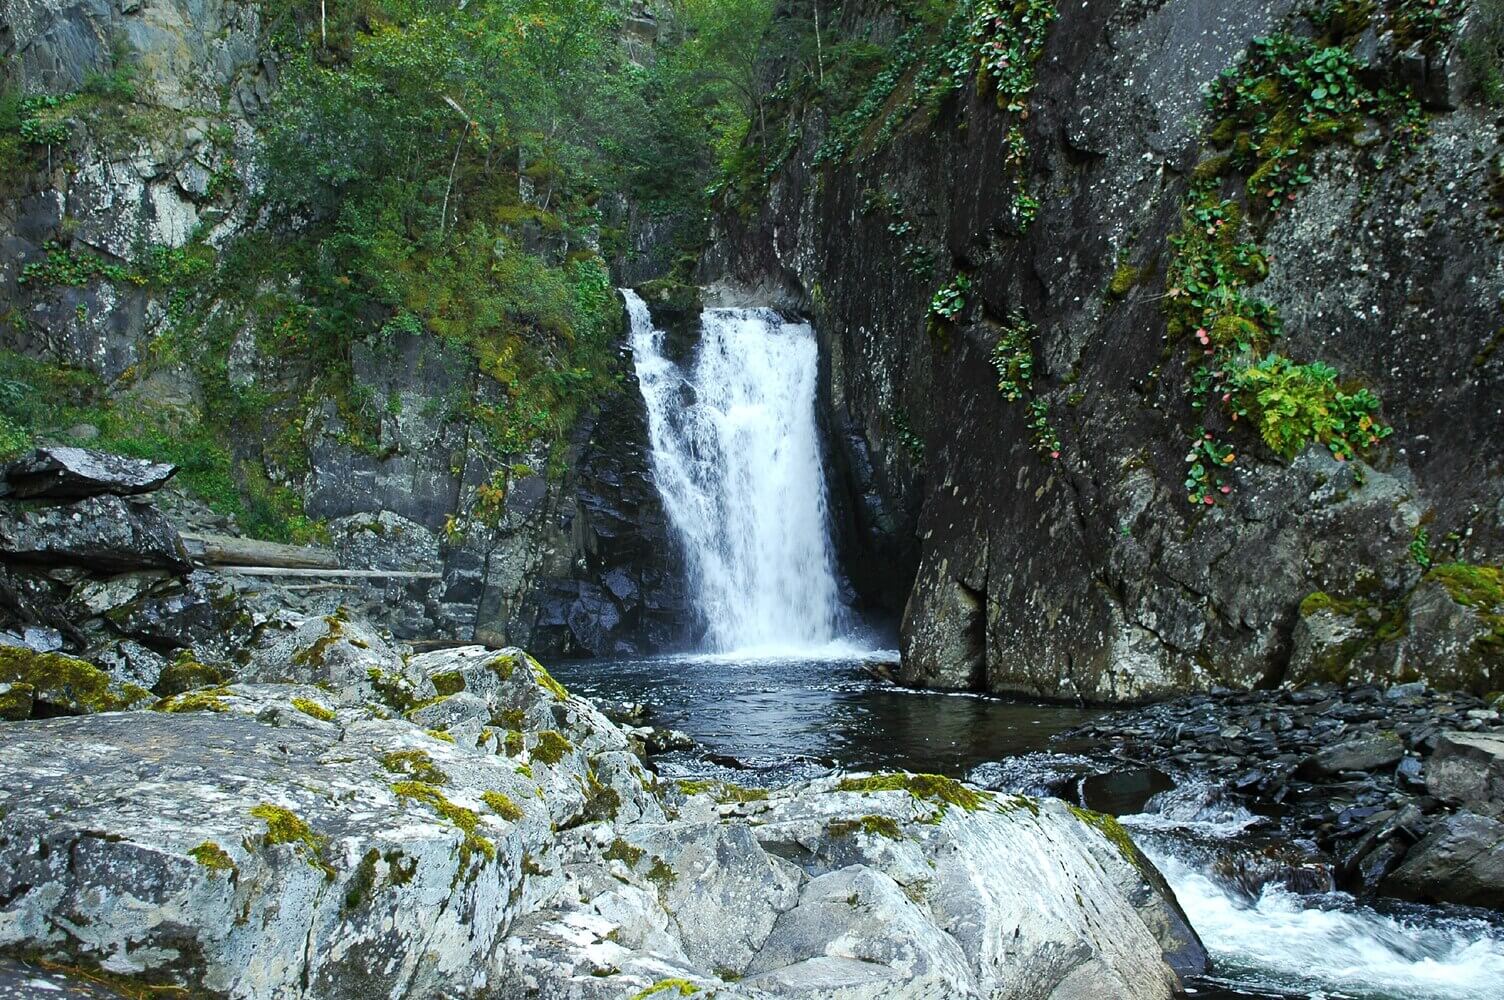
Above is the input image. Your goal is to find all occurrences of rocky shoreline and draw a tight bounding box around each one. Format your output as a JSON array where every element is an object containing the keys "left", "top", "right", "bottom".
[
  {"left": 1051, "top": 684, "right": 1504, "bottom": 910},
  {"left": 0, "top": 447, "right": 1206, "bottom": 999}
]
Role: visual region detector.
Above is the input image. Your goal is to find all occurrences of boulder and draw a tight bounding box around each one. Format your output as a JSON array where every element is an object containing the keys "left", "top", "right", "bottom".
[
  {"left": 1297, "top": 731, "right": 1404, "bottom": 778},
  {"left": 1380, "top": 811, "right": 1504, "bottom": 908},
  {"left": 0, "top": 645, "right": 152, "bottom": 718},
  {"left": 2, "top": 447, "right": 176, "bottom": 500},
  {"left": 244, "top": 612, "right": 427, "bottom": 709},
  {"left": 1427, "top": 731, "right": 1504, "bottom": 818},
  {"left": 0, "top": 495, "right": 192, "bottom": 573},
  {"left": 0, "top": 637, "right": 1203, "bottom": 1000}
]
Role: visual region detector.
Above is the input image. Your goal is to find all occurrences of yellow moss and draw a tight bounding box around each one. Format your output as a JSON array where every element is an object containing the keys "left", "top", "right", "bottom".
[
  {"left": 531, "top": 730, "right": 573, "bottom": 765},
  {"left": 0, "top": 647, "right": 147, "bottom": 715},
  {"left": 631, "top": 979, "right": 699, "bottom": 999},
  {"left": 1068, "top": 805, "right": 1142, "bottom": 868},
  {"left": 426, "top": 728, "right": 456, "bottom": 744},
  {"left": 482, "top": 790, "right": 523, "bottom": 822},
  {"left": 153, "top": 687, "right": 231, "bottom": 714},
  {"left": 249, "top": 803, "right": 334, "bottom": 879},
  {"left": 390, "top": 781, "right": 496, "bottom": 864},
  {"left": 834, "top": 772, "right": 988, "bottom": 819},
  {"left": 488, "top": 654, "right": 518, "bottom": 680},
  {"left": 291, "top": 615, "right": 347, "bottom": 669},
  {"left": 290, "top": 697, "right": 335, "bottom": 722},
  {"left": 382, "top": 748, "right": 448, "bottom": 785},
  {"left": 188, "top": 841, "right": 238, "bottom": 876},
  {"left": 0, "top": 682, "right": 34, "bottom": 720},
  {"left": 530, "top": 658, "right": 569, "bottom": 700}
]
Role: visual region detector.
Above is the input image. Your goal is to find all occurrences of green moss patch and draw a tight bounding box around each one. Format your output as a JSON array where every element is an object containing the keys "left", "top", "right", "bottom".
[
  {"left": 431, "top": 670, "right": 465, "bottom": 696},
  {"left": 188, "top": 841, "right": 238, "bottom": 877},
  {"left": 249, "top": 803, "right": 334, "bottom": 879},
  {"left": 604, "top": 838, "right": 646, "bottom": 866},
  {"left": 0, "top": 647, "right": 148, "bottom": 716},
  {"left": 153, "top": 656, "right": 227, "bottom": 697},
  {"left": 645, "top": 857, "right": 677, "bottom": 890},
  {"left": 826, "top": 814, "right": 905, "bottom": 840},
  {"left": 1428, "top": 563, "right": 1504, "bottom": 609}
]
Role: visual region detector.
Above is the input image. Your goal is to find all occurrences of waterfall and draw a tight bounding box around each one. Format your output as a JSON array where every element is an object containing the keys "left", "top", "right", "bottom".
[{"left": 622, "top": 290, "right": 848, "bottom": 654}]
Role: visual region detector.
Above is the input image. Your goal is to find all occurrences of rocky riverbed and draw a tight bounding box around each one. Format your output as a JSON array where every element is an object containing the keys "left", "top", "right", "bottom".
[{"left": 1027, "top": 685, "right": 1504, "bottom": 911}]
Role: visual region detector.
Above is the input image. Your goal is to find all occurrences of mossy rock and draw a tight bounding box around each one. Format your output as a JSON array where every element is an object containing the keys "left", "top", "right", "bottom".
[
  {"left": 635, "top": 278, "right": 703, "bottom": 361},
  {"left": 0, "top": 646, "right": 150, "bottom": 717},
  {"left": 153, "top": 656, "right": 228, "bottom": 697}
]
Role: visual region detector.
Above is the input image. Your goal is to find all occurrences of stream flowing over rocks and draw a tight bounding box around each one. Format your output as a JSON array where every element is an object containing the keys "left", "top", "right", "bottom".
[{"left": 1040, "top": 683, "right": 1504, "bottom": 910}]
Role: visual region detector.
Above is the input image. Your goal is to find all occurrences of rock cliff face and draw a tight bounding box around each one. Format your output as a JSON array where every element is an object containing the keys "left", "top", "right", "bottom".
[
  {"left": 0, "top": 0, "right": 687, "bottom": 655},
  {"left": 707, "top": 0, "right": 1504, "bottom": 701}
]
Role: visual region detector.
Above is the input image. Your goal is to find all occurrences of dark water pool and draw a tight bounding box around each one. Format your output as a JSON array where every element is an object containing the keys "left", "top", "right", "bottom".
[{"left": 551, "top": 649, "right": 1105, "bottom": 781}]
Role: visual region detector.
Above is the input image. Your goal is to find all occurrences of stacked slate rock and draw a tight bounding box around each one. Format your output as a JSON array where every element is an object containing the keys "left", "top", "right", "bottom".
[{"left": 0, "top": 447, "right": 258, "bottom": 716}]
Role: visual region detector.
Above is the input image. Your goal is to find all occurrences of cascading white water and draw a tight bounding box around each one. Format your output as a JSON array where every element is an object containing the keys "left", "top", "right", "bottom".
[
  {"left": 622, "top": 290, "right": 847, "bottom": 654},
  {"left": 1118, "top": 786, "right": 1504, "bottom": 1000}
]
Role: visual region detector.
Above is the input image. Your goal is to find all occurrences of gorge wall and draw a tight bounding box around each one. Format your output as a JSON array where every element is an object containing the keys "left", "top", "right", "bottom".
[
  {"left": 0, "top": 0, "right": 690, "bottom": 657},
  {"left": 706, "top": 0, "right": 1504, "bottom": 701}
]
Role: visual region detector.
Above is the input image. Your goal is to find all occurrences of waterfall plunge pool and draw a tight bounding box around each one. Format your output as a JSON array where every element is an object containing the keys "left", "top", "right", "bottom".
[
  {"left": 552, "top": 653, "right": 1504, "bottom": 1000},
  {"left": 607, "top": 291, "right": 1504, "bottom": 999}
]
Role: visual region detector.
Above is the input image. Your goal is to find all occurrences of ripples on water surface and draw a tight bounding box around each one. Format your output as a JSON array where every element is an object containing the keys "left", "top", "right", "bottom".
[{"left": 551, "top": 652, "right": 1504, "bottom": 1000}]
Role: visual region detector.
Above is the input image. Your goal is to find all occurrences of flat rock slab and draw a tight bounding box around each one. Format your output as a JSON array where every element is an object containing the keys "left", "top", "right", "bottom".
[
  {"left": 1297, "top": 731, "right": 1404, "bottom": 778},
  {"left": 1427, "top": 731, "right": 1504, "bottom": 817},
  {"left": 0, "top": 495, "right": 191, "bottom": 573},
  {"left": 2, "top": 448, "right": 176, "bottom": 500}
]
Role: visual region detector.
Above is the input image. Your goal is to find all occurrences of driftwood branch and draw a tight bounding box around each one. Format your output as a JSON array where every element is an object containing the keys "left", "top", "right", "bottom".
[{"left": 181, "top": 533, "right": 340, "bottom": 570}]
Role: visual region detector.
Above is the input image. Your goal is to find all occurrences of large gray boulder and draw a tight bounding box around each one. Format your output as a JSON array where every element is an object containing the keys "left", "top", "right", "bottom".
[
  {"left": 0, "top": 495, "right": 192, "bottom": 572},
  {"left": 2, "top": 447, "right": 176, "bottom": 500},
  {"left": 0, "top": 639, "right": 1203, "bottom": 1000},
  {"left": 1427, "top": 732, "right": 1504, "bottom": 819}
]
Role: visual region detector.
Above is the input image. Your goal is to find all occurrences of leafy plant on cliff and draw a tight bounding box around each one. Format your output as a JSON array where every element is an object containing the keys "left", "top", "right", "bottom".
[
  {"left": 970, "top": 0, "right": 1058, "bottom": 113},
  {"left": 1224, "top": 355, "right": 1391, "bottom": 461},
  {"left": 989, "top": 309, "right": 1035, "bottom": 401},
  {"left": 1026, "top": 399, "right": 1060, "bottom": 460}
]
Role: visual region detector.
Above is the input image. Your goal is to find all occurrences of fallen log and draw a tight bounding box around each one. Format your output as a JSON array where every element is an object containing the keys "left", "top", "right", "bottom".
[
  {"left": 182, "top": 533, "right": 339, "bottom": 570},
  {"left": 219, "top": 567, "right": 442, "bottom": 579}
]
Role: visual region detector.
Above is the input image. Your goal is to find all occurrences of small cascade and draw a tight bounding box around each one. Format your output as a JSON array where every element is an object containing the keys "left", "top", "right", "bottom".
[{"left": 621, "top": 290, "right": 848, "bottom": 654}]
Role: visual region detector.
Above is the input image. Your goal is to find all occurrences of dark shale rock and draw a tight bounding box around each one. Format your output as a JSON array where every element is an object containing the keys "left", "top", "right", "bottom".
[
  {"left": 1297, "top": 731, "right": 1405, "bottom": 778},
  {"left": 2, "top": 447, "right": 177, "bottom": 500},
  {"left": 0, "top": 495, "right": 192, "bottom": 573},
  {"left": 707, "top": 0, "right": 1504, "bottom": 701},
  {"left": 1380, "top": 810, "right": 1504, "bottom": 908}
]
